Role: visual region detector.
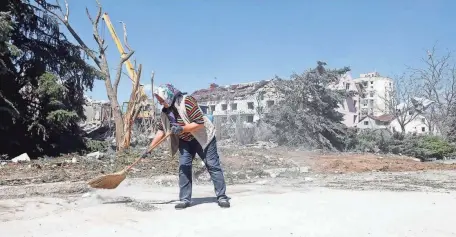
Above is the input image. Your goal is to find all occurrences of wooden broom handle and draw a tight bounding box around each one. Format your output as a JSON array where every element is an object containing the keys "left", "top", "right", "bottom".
[{"left": 125, "top": 132, "right": 171, "bottom": 171}]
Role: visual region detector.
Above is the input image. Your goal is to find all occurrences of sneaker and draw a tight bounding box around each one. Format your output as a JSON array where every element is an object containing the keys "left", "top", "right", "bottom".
[
  {"left": 218, "top": 199, "right": 230, "bottom": 208},
  {"left": 174, "top": 201, "right": 190, "bottom": 210}
]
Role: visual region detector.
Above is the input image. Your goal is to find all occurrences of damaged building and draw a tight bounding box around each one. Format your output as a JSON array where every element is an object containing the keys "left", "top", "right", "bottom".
[
  {"left": 191, "top": 80, "right": 281, "bottom": 124},
  {"left": 80, "top": 96, "right": 113, "bottom": 135}
]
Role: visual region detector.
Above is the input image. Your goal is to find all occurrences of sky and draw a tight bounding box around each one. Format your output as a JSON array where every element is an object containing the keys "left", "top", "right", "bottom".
[{"left": 61, "top": 0, "right": 456, "bottom": 103}]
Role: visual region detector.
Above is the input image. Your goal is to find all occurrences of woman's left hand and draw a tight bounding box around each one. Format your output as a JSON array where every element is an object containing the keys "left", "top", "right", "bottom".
[{"left": 170, "top": 124, "right": 184, "bottom": 134}]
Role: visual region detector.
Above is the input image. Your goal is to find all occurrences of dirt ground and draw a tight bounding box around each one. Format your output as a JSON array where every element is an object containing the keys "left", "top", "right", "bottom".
[
  {"left": 2, "top": 146, "right": 456, "bottom": 187},
  {"left": 3, "top": 145, "right": 456, "bottom": 236}
]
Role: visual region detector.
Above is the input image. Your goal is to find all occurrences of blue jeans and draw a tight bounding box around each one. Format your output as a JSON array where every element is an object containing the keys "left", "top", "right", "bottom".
[{"left": 178, "top": 137, "right": 228, "bottom": 203}]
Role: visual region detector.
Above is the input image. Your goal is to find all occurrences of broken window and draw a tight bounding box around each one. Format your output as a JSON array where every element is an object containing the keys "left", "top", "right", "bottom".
[
  {"left": 231, "top": 103, "right": 237, "bottom": 111},
  {"left": 222, "top": 104, "right": 227, "bottom": 111},
  {"left": 247, "top": 115, "right": 254, "bottom": 123},
  {"left": 247, "top": 102, "right": 254, "bottom": 110}
]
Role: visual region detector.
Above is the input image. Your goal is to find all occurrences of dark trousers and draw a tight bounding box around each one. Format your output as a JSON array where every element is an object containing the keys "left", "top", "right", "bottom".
[{"left": 178, "top": 137, "right": 228, "bottom": 203}]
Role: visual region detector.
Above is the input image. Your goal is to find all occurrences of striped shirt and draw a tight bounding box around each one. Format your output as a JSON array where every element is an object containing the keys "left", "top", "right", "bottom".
[{"left": 157, "top": 96, "right": 205, "bottom": 141}]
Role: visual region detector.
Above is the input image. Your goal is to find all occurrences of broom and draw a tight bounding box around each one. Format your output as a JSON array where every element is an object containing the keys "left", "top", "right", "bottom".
[{"left": 87, "top": 132, "right": 171, "bottom": 189}]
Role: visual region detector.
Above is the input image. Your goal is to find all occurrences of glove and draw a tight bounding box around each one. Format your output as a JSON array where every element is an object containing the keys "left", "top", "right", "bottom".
[{"left": 170, "top": 124, "right": 184, "bottom": 134}]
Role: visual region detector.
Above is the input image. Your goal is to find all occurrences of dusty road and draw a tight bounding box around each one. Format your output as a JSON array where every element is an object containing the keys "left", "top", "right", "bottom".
[{"left": 1, "top": 178, "right": 456, "bottom": 237}]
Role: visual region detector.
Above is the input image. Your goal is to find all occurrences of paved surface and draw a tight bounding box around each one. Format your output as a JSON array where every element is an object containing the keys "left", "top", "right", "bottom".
[{"left": 1, "top": 180, "right": 456, "bottom": 237}]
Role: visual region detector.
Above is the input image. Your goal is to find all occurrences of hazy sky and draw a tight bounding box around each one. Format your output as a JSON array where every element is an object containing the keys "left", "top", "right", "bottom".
[{"left": 61, "top": 0, "right": 456, "bottom": 103}]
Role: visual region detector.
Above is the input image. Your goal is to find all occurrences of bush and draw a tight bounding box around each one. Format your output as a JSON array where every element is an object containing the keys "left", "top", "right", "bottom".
[
  {"left": 83, "top": 139, "right": 109, "bottom": 153},
  {"left": 347, "top": 129, "right": 456, "bottom": 160},
  {"left": 345, "top": 129, "right": 393, "bottom": 153}
]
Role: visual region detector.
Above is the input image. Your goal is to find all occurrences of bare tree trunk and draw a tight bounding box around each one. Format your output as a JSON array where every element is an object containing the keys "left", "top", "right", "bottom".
[{"left": 39, "top": 0, "right": 145, "bottom": 152}]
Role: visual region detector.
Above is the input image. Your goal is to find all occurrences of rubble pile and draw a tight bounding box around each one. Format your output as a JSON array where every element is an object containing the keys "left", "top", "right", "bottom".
[{"left": 191, "top": 80, "right": 274, "bottom": 101}]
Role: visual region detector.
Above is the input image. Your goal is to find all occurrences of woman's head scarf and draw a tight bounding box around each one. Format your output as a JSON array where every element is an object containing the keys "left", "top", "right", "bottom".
[{"left": 153, "top": 84, "right": 182, "bottom": 106}]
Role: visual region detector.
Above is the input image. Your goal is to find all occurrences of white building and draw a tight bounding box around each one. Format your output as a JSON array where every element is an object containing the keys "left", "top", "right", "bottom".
[
  {"left": 356, "top": 96, "right": 435, "bottom": 134},
  {"left": 390, "top": 115, "right": 429, "bottom": 134},
  {"left": 357, "top": 114, "right": 395, "bottom": 130},
  {"left": 192, "top": 80, "right": 280, "bottom": 123},
  {"left": 352, "top": 72, "right": 394, "bottom": 117}
]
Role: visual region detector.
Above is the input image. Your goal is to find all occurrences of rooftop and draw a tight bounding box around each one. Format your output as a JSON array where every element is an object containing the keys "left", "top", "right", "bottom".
[{"left": 191, "top": 79, "right": 277, "bottom": 101}]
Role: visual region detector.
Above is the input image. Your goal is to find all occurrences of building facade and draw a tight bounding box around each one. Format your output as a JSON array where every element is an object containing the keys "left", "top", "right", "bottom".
[
  {"left": 191, "top": 80, "right": 280, "bottom": 124},
  {"left": 352, "top": 72, "right": 394, "bottom": 118}
]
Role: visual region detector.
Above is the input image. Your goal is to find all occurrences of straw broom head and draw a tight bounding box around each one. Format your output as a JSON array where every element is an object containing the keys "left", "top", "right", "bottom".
[
  {"left": 87, "top": 170, "right": 127, "bottom": 189},
  {"left": 86, "top": 133, "right": 171, "bottom": 189}
]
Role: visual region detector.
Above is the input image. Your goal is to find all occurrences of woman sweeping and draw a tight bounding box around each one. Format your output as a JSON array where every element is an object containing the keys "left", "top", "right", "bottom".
[{"left": 143, "top": 84, "right": 230, "bottom": 209}]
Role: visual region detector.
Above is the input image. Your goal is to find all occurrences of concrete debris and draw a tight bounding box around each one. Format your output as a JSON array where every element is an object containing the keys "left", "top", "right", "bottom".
[
  {"left": 304, "top": 177, "right": 314, "bottom": 182},
  {"left": 11, "top": 153, "right": 30, "bottom": 163},
  {"left": 191, "top": 79, "right": 278, "bottom": 101},
  {"left": 300, "top": 166, "right": 310, "bottom": 173},
  {"left": 153, "top": 175, "right": 179, "bottom": 186},
  {"left": 86, "top": 151, "right": 104, "bottom": 160},
  {"left": 246, "top": 141, "right": 278, "bottom": 149}
]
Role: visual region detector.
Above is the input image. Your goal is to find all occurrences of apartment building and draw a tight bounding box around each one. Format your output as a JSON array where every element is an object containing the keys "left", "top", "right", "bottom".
[
  {"left": 330, "top": 73, "right": 360, "bottom": 127},
  {"left": 352, "top": 72, "right": 394, "bottom": 118},
  {"left": 191, "top": 80, "right": 280, "bottom": 124}
]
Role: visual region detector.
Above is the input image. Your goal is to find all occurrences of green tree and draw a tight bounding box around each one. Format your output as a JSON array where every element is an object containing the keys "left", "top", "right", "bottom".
[
  {"left": 264, "top": 61, "right": 351, "bottom": 150},
  {"left": 0, "top": 0, "right": 99, "bottom": 158}
]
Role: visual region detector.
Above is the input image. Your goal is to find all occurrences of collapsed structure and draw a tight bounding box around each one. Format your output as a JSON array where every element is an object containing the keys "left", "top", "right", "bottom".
[{"left": 191, "top": 79, "right": 281, "bottom": 124}]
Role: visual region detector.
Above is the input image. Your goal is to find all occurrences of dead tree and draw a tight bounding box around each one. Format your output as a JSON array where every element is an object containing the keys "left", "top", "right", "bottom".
[
  {"left": 379, "top": 73, "right": 421, "bottom": 133},
  {"left": 410, "top": 45, "right": 456, "bottom": 136},
  {"left": 39, "top": 0, "right": 145, "bottom": 151}
]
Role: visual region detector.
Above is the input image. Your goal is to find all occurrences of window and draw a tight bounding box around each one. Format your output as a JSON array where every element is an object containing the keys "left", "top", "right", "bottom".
[
  {"left": 353, "top": 100, "right": 357, "bottom": 107},
  {"left": 369, "top": 108, "right": 374, "bottom": 115},
  {"left": 231, "top": 103, "right": 237, "bottom": 111},
  {"left": 210, "top": 105, "right": 215, "bottom": 112},
  {"left": 370, "top": 81, "right": 373, "bottom": 84},
  {"left": 364, "top": 121, "right": 369, "bottom": 125},
  {"left": 422, "top": 127, "right": 425, "bottom": 132},
  {"left": 266, "top": 100, "right": 275, "bottom": 107},
  {"left": 247, "top": 115, "right": 254, "bottom": 123},
  {"left": 421, "top": 118, "right": 425, "bottom": 123},
  {"left": 369, "top": 99, "right": 374, "bottom": 106},
  {"left": 345, "top": 83, "right": 350, "bottom": 90},
  {"left": 408, "top": 111, "right": 413, "bottom": 115},
  {"left": 369, "top": 91, "right": 374, "bottom": 97},
  {"left": 221, "top": 104, "right": 227, "bottom": 111},
  {"left": 247, "top": 102, "right": 254, "bottom": 110},
  {"left": 353, "top": 115, "right": 358, "bottom": 124}
]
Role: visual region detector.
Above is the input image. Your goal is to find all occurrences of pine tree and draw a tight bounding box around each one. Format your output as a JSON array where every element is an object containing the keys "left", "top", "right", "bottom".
[{"left": 264, "top": 61, "right": 351, "bottom": 150}]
